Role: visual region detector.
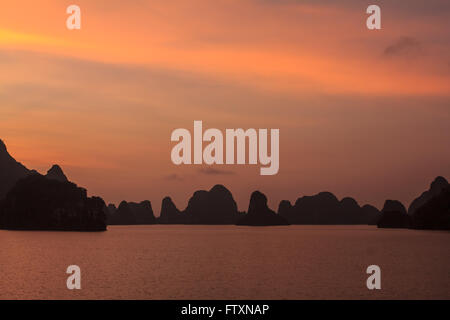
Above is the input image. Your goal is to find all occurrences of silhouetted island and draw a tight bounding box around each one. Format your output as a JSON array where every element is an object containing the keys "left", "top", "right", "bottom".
[
  {"left": 408, "top": 176, "right": 449, "bottom": 215},
  {"left": 1, "top": 138, "right": 449, "bottom": 230},
  {"left": 237, "top": 191, "right": 290, "bottom": 226},
  {"left": 185, "top": 185, "right": 242, "bottom": 224},
  {"left": 408, "top": 177, "right": 450, "bottom": 230},
  {"left": 376, "top": 177, "right": 450, "bottom": 230},
  {"left": 0, "top": 139, "right": 106, "bottom": 231},
  {"left": 158, "top": 197, "right": 185, "bottom": 224},
  {"left": 46, "top": 164, "right": 68, "bottom": 182},
  {"left": 157, "top": 185, "right": 244, "bottom": 224},
  {"left": 107, "top": 200, "right": 156, "bottom": 225},
  {"left": 377, "top": 200, "right": 409, "bottom": 228},
  {"left": 0, "top": 139, "right": 31, "bottom": 200},
  {"left": 410, "top": 185, "right": 450, "bottom": 230},
  {"left": 278, "top": 192, "right": 380, "bottom": 225},
  {"left": 0, "top": 173, "right": 106, "bottom": 231}
]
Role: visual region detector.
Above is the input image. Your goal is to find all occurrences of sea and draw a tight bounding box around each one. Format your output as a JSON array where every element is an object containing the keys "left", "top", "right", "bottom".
[{"left": 0, "top": 225, "right": 448, "bottom": 299}]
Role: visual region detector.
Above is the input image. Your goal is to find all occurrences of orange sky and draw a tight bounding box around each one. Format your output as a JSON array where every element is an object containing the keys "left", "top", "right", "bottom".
[{"left": 1, "top": 0, "right": 449, "bottom": 212}]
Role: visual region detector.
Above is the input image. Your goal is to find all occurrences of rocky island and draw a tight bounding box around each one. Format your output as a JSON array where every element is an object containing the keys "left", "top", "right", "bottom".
[
  {"left": 0, "top": 139, "right": 107, "bottom": 231},
  {"left": 237, "top": 191, "right": 290, "bottom": 226}
]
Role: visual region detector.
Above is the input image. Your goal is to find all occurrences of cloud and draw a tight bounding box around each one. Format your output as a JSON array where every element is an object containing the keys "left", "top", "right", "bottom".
[
  {"left": 198, "top": 167, "right": 235, "bottom": 175},
  {"left": 164, "top": 174, "right": 184, "bottom": 181},
  {"left": 384, "top": 37, "right": 422, "bottom": 57}
]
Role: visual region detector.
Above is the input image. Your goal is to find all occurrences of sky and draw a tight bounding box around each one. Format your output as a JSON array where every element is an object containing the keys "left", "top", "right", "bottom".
[{"left": 1, "top": 0, "right": 449, "bottom": 213}]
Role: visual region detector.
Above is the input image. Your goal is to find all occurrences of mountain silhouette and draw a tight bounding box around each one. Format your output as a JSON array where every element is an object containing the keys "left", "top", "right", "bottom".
[
  {"left": 377, "top": 200, "right": 409, "bottom": 228},
  {"left": 278, "top": 191, "right": 380, "bottom": 224},
  {"left": 277, "top": 200, "right": 293, "bottom": 217},
  {"left": 361, "top": 204, "right": 381, "bottom": 225},
  {"left": 159, "top": 197, "right": 185, "bottom": 224},
  {"left": 183, "top": 184, "right": 241, "bottom": 224},
  {"left": 157, "top": 186, "right": 245, "bottom": 224},
  {"left": 107, "top": 203, "right": 117, "bottom": 215},
  {"left": 377, "top": 177, "right": 450, "bottom": 229},
  {"left": 0, "top": 139, "right": 31, "bottom": 199},
  {"left": 107, "top": 200, "right": 156, "bottom": 225},
  {"left": 408, "top": 176, "right": 449, "bottom": 215},
  {"left": 0, "top": 173, "right": 106, "bottom": 231},
  {"left": 237, "top": 191, "right": 290, "bottom": 226},
  {"left": 2, "top": 138, "right": 449, "bottom": 230},
  {"left": 45, "top": 164, "right": 68, "bottom": 182},
  {"left": 0, "top": 139, "right": 106, "bottom": 231},
  {"left": 410, "top": 185, "right": 450, "bottom": 230}
]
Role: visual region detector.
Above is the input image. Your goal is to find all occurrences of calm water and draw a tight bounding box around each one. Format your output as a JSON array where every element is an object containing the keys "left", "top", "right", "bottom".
[{"left": 0, "top": 226, "right": 449, "bottom": 300}]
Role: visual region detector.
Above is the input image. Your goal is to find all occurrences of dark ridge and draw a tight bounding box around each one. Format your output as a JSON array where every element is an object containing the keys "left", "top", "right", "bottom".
[
  {"left": 361, "top": 204, "right": 381, "bottom": 225},
  {"left": 278, "top": 192, "right": 380, "bottom": 225},
  {"left": 159, "top": 197, "right": 185, "bottom": 224},
  {"left": 0, "top": 139, "right": 31, "bottom": 200},
  {"left": 183, "top": 184, "right": 241, "bottom": 224},
  {"left": 107, "top": 200, "right": 156, "bottom": 225},
  {"left": 45, "top": 164, "right": 68, "bottom": 182},
  {"left": 158, "top": 185, "right": 244, "bottom": 224},
  {"left": 277, "top": 200, "right": 292, "bottom": 217},
  {"left": 408, "top": 176, "right": 449, "bottom": 215},
  {"left": 0, "top": 139, "right": 6, "bottom": 153},
  {"left": 0, "top": 173, "right": 106, "bottom": 231},
  {"left": 107, "top": 203, "right": 117, "bottom": 215},
  {"left": 237, "top": 191, "right": 290, "bottom": 226},
  {"left": 410, "top": 185, "right": 450, "bottom": 230},
  {"left": 377, "top": 200, "right": 409, "bottom": 228},
  {"left": 2, "top": 138, "right": 449, "bottom": 230}
]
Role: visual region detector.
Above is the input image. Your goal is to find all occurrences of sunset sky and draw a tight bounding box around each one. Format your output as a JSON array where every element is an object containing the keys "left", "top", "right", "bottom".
[{"left": 1, "top": 0, "right": 449, "bottom": 213}]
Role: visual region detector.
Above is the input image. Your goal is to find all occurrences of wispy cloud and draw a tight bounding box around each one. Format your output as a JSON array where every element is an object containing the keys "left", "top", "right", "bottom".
[
  {"left": 198, "top": 167, "right": 235, "bottom": 175},
  {"left": 164, "top": 173, "right": 184, "bottom": 181},
  {"left": 384, "top": 37, "right": 423, "bottom": 57}
]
